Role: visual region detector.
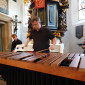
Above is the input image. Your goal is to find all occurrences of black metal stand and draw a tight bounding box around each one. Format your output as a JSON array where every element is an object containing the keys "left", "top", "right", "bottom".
[{"left": 78, "top": 43, "right": 85, "bottom": 54}]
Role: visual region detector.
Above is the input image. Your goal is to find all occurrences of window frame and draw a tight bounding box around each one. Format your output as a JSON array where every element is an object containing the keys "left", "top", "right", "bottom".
[{"left": 78, "top": 0, "right": 85, "bottom": 20}]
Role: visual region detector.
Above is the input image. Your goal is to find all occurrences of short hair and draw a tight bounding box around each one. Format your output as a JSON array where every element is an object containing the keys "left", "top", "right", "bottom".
[
  {"left": 11, "top": 34, "right": 17, "bottom": 38},
  {"left": 31, "top": 16, "right": 41, "bottom": 23}
]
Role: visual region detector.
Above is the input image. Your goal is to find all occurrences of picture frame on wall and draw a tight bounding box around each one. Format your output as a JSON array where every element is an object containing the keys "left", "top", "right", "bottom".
[
  {"left": 47, "top": 4, "right": 56, "bottom": 27},
  {"left": 76, "top": 25, "right": 83, "bottom": 39},
  {"left": 0, "top": 0, "right": 8, "bottom": 14},
  {"left": 47, "top": 3, "right": 58, "bottom": 30}
]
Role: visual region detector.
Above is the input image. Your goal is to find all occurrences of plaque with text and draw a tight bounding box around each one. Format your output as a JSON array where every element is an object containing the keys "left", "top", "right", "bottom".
[{"left": 76, "top": 25, "right": 83, "bottom": 39}]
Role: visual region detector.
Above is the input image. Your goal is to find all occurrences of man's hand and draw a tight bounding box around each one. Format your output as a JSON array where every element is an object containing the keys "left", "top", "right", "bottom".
[
  {"left": 49, "top": 37, "right": 56, "bottom": 50},
  {"left": 12, "top": 50, "right": 15, "bottom": 52},
  {"left": 25, "top": 43, "right": 28, "bottom": 47},
  {"left": 49, "top": 45, "right": 55, "bottom": 50},
  {"left": 25, "top": 38, "right": 31, "bottom": 47}
]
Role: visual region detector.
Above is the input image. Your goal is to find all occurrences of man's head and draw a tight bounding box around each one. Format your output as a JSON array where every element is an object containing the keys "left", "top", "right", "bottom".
[
  {"left": 11, "top": 34, "right": 17, "bottom": 41},
  {"left": 31, "top": 16, "right": 41, "bottom": 31}
]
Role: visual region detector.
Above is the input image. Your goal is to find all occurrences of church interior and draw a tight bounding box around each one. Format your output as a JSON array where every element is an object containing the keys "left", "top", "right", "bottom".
[
  {"left": 0, "top": 0, "right": 85, "bottom": 85},
  {"left": 0, "top": 0, "right": 85, "bottom": 53}
]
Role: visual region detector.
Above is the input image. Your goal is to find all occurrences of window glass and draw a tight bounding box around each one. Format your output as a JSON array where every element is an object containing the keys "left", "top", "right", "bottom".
[{"left": 79, "top": 0, "right": 85, "bottom": 20}]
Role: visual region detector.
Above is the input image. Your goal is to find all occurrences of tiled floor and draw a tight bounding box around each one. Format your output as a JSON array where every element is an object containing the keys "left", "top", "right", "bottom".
[{"left": 0, "top": 75, "right": 6, "bottom": 85}]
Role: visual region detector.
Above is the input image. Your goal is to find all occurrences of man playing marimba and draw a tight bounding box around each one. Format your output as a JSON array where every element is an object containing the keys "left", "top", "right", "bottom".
[{"left": 25, "top": 16, "right": 56, "bottom": 53}]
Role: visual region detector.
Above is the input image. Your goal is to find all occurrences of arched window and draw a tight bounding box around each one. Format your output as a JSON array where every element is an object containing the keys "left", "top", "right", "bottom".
[{"left": 79, "top": 0, "right": 85, "bottom": 20}]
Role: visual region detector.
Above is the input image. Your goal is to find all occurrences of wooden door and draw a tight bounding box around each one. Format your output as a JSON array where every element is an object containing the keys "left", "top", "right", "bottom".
[{"left": 0, "top": 25, "right": 2, "bottom": 52}]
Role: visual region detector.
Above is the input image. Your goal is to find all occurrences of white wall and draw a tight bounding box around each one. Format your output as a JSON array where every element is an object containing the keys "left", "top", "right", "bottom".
[
  {"left": 8, "top": 0, "right": 27, "bottom": 43},
  {"left": 8, "top": 0, "right": 30, "bottom": 44},
  {"left": 64, "top": 0, "right": 85, "bottom": 53}
]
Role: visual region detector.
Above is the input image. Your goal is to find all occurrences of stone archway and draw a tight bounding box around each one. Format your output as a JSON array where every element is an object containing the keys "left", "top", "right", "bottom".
[{"left": 0, "top": 12, "right": 12, "bottom": 52}]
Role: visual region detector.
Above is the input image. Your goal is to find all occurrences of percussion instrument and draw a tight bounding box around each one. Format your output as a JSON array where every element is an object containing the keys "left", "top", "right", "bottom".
[{"left": 0, "top": 52, "right": 85, "bottom": 85}]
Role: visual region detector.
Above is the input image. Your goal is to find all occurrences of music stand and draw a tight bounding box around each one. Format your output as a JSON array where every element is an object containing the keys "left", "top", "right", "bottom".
[{"left": 78, "top": 43, "right": 85, "bottom": 54}]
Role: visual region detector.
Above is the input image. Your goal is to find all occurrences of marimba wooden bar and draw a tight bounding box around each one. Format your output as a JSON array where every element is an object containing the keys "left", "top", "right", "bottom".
[{"left": 0, "top": 52, "right": 85, "bottom": 85}]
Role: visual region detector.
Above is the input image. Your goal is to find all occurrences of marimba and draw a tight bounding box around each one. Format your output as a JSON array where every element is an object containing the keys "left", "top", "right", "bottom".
[{"left": 0, "top": 52, "right": 85, "bottom": 85}]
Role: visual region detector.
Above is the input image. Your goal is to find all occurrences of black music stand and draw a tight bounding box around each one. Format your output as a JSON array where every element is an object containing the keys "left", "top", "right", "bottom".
[{"left": 78, "top": 43, "right": 85, "bottom": 54}]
